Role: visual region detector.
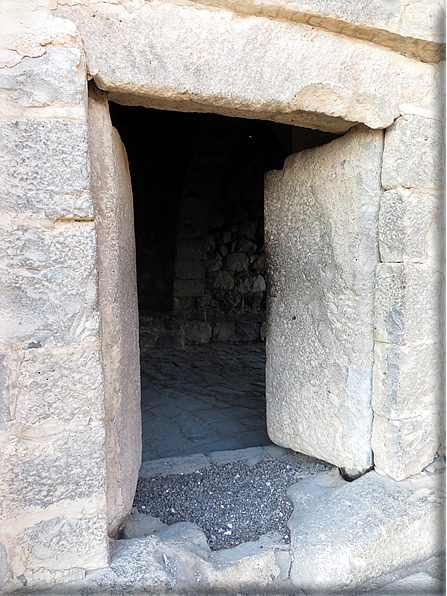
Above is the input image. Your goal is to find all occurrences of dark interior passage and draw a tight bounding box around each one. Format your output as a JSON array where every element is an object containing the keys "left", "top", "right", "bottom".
[{"left": 109, "top": 104, "right": 340, "bottom": 460}]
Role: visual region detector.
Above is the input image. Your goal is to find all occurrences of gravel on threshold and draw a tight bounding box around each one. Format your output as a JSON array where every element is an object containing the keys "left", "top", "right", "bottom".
[{"left": 133, "top": 454, "right": 333, "bottom": 551}]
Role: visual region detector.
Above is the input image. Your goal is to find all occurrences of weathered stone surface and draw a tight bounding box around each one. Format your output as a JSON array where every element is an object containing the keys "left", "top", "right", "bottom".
[
  {"left": 184, "top": 0, "right": 445, "bottom": 62},
  {"left": 212, "top": 320, "right": 235, "bottom": 342},
  {"left": 370, "top": 572, "right": 446, "bottom": 595},
  {"left": 374, "top": 263, "right": 442, "bottom": 345},
  {"left": 224, "top": 252, "right": 249, "bottom": 272},
  {"left": 16, "top": 510, "right": 108, "bottom": 575},
  {"left": 372, "top": 412, "right": 442, "bottom": 481},
  {"left": 175, "top": 259, "right": 206, "bottom": 279},
  {"left": 13, "top": 344, "right": 104, "bottom": 425},
  {"left": 382, "top": 115, "right": 445, "bottom": 190},
  {"left": 0, "top": 119, "right": 93, "bottom": 218},
  {"left": 379, "top": 187, "right": 442, "bottom": 265},
  {"left": 235, "top": 321, "right": 260, "bottom": 342},
  {"left": 208, "top": 446, "right": 264, "bottom": 465},
  {"left": 0, "top": 47, "right": 84, "bottom": 107},
  {"left": 185, "top": 320, "right": 212, "bottom": 344},
  {"left": 88, "top": 88, "right": 141, "bottom": 539},
  {"left": 123, "top": 512, "right": 166, "bottom": 539},
  {"left": 156, "top": 522, "right": 211, "bottom": 560},
  {"left": 212, "top": 270, "right": 235, "bottom": 290},
  {"left": 57, "top": 3, "right": 439, "bottom": 132},
  {"left": 372, "top": 341, "right": 442, "bottom": 421},
  {"left": 287, "top": 469, "right": 445, "bottom": 592},
  {"left": 173, "top": 279, "right": 205, "bottom": 297},
  {"left": 265, "top": 126, "right": 382, "bottom": 474},
  {"left": 139, "top": 453, "right": 211, "bottom": 478},
  {"left": 0, "top": 223, "right": 100, "bottom": 349},
  {"left": 0, "top": 422, "right": 106, "bottom": 515},
  {"left": 176, "top": 239, "right": 206, "bottom": 260}
]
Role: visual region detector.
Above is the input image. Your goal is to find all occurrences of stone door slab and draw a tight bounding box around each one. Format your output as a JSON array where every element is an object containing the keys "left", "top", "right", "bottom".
[{"left": 265, "top": 126, "right": 383, "bottom": 477}]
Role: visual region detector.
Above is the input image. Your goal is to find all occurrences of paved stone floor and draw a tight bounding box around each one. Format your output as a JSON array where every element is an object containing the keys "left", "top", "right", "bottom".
[{"left": 140, "top": 343, "right": 272, "bottom": 462}]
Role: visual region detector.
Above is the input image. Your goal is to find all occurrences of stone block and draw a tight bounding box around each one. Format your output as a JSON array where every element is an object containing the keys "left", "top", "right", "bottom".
[
  {"left": 379, "top": 188, "right": 442, "bottom": 264},
  {"left": 13, "top": 344, "right": 104, "bottom": 426},
  {"left": 58, "top": 3, "right": 438, "bottom": 132},
  {"left": 372, "top": 413, "right": 441, "bottom": 481},
  {"left": 1, "top": 422, "right": 106, "bottom": 515},
  {"left": 15, "top": 510, "right": 108, "bottom": 577},
  {"left": 156, "top": 331, "right": 185, "bottom": 349},
  {"left": 235, "top": 321, "right": 260, "bottom": 342},
  {"left": 382, "top": 115, "right": 445, "bottom": 190},
  {"left": 287, "top": 469, "right": 445, "bottom": 592},
  {"left": 374, "top": 263, "right": 442, "bottom": 345},
  {"left": 0, "top": 223, "right": 100, "bottom": 348},
  {"left": 0, "top": 119, "right": 93, "bottom": 219},
  {"left": 0, "top": 47, "right": 84, "bottom": 107},
  {"left": 224, "top": 253, "right": 249, "bottom": 272},
  {"left": 124, "top": 513, "right": 166, "bottom": 539},
  {"left": 176, "top": 239, "right": 206, "bottom": 260},
  {"left": 173, "top": 279, "right": 205, "bottom": 297},
  {"left": 175, "top": 259, "right": 206, "bottom": 280},
  {"left": 372, "top": 341, "right": 443, "bottom": 421},
  {"left": 185, "top": 321, "right": 212, "bottom": 345},
  {"left": 212, "top": 270, "right": 235, "bottom": 290},
  {"left": 212, "top": 320, "right": 235, "bottom": 342},
  {"left": 206, "top": 252, "right": 223, "bottom": 272},
  {"left": 265, "top": 126, "right": 382, "bottom": 474},
  {"left": 260, "top": 321, "right": 266, "bottom": 341}
]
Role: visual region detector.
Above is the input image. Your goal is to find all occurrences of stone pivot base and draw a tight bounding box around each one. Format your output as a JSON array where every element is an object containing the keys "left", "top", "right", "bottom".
[{"left": 37, "top": 463, "right": 445, "bottom": 595}]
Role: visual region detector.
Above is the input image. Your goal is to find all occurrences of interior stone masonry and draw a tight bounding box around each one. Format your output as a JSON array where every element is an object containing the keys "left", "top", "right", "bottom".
[{"left": 0, "top": 0, "right": 445, "bottom": 592}]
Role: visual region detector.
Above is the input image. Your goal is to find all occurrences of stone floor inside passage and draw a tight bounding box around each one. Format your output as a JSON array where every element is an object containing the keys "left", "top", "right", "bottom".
[{"left": 140, "top": 343, "right": 272, "bottom": 462}]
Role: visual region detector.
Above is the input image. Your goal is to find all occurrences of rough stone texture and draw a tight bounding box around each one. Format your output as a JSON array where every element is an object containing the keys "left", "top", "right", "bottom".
[
  {"left": 139, "top": 454, "right": 211, "bottom": 478},
  {"left": 183, "top": 0, "right": 446, "bottom": 62},
  {"left": 287, "top": 469, "right": 445, "bottom": 592},
  {"left": 382, "top": 115, "right": 445, "bottom": 191},
  {"left": 370, "top": 572, "right": 446, "bottom": 595},
  {"left": 0, "top": 47, "right": 84, "bottom": 108},
  {"left": 12, "top": 344, "right": 104, "bottom": 426},
  {"left": 0, "top": 119, "right": 92, "bottom": 219},
  {"left": 0, "top": 422, "right": 106, "bottom": 515},
  {"left": 0, "top": 223, "right": 100, "bottom": 349},
  {"left": 379, "top": 187, "right": 442, "bottom": 265},
  {"left": 374, "top": 263, "right": 442, "bottom": 345},
  {"left": 372, "top": 412, "right": 442, "bottom": 481},
  {"left": 265, "top": 126, "right": 382, "bottom": 475},
  {"left": 123, "top": 511, "right": 167, "bottom": 539},
  {"left": 88, "top": 87, "right": 142, "bottom": 539},
  {"left": 57, "top": 3, "right": 440, "bottom": 132}
]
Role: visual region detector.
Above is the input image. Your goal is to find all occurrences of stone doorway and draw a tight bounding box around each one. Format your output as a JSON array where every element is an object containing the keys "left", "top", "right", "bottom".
[{"left": 108, "top": 104, "right": 340, "bottom": 464}]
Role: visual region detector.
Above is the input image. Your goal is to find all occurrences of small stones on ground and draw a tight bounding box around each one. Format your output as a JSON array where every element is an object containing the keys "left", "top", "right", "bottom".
[{"left": 133, "top": 453, "right": 333, "bottom": 551}]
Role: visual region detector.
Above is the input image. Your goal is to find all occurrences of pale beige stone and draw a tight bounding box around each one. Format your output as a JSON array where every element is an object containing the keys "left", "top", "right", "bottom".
[
  {"left": 379, "top": 188, "right": 443, "bottom": 265},
  {"left": 372, "top": 341, "right": 443, "bottom": 421},
  {"left": 382, "top": 115, "right": 445, "bottom": 190},
  {"left": 265, "top": 126, "right": 382, "bottom": 475},
  {"left": 374, "top": 263, "right": 442, "bottom": 345},
  {"left": 288, "top": 469, "right": 445, "bottom": 590},
  {"left": 0, "top": 222, "right": 100, "bottom": 349},
  {"left": 0, "top": 119, "right": 92, "bottom": 219},
  {"left": 88, "top": 88, "right": 141, "bottom": 539},
  {"left": 372, "top": 413, "right": 441, "bottom": 480},
  {"left": 56, "top": 3, "right": 439, "bottom": 132}
]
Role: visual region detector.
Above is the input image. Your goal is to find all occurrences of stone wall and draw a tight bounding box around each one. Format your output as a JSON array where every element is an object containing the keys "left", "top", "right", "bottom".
[{"left": 0, "top": 0, "right": 444, "bottom": 591}]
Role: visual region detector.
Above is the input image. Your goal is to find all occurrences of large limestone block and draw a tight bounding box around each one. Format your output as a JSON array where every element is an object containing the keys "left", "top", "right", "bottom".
[
  {"left": 0, "top": 47, "right": 85, "bottom": 109},
  {"left": 374, "top": 263, "right": 442, "bottom": 345},
  {"left": 372, "top": 341, "right": 443, "bottom": 421},
  {"left": 12, "top": 343, "right": 104, "bottom": 426},
  {"left": 287, "top": 469, "right": 445, "bottom": 592},
  {"left": 0, "top": 119, "right": 93, "bottom": 218},
  {"left": 88, "top": 87, "right": 141, "bottom": 539},
  {"left": 372, "top": 412, "right": 442, "bottom": 481},
  {"left": 0, "top": 222, "right": 100, "bottom": 349},
  {"left": 4, "top": 507, "right": 108, "bottom": 593},
  {"left": 0, "top": 421, "right": 106, "bottom": 516},
  {"left": 185, "top": 0, "right": 445, "bottom": 62},
  {"left": 265, "top": 126, "right": 382, "bottom": 475},
  {"left": 378, "top": 187, "right": 443, "bottom": 265},
  {"left": 57, "top": 3, "right": 439, "bottom": 132},
  {"left": 382, "top": 115, "right": 445, "bottom": 190}
]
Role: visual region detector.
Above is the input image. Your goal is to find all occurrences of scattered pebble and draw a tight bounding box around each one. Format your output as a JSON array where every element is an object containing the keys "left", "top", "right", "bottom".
[{"left": 134, "top": 454, "right": 332, "bottom": 550}]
